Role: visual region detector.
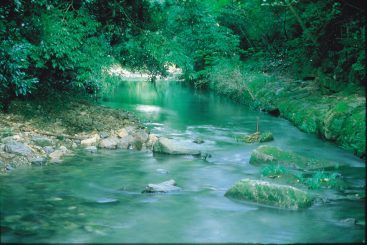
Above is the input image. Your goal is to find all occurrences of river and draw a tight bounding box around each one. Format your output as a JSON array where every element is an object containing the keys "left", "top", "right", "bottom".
[{"left": 0, "top": 80, "right": 365, "bottom": 243}]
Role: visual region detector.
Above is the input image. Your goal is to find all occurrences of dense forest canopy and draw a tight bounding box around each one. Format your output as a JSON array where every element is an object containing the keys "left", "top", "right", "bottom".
[{"left": 0, "top": 0, "right": 365, "bottom": 111}]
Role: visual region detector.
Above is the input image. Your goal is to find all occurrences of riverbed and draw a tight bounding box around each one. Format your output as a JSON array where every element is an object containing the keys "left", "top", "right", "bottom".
[{"left": 0, "top": 80, "right": 365, "bottom": 243}]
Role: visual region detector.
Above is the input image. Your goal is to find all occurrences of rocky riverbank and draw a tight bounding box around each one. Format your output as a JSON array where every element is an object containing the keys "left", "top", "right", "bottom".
[
  {"left": 226, "top": 73, "right": 366, "bottom": 158},
  {"left": 0, "top": 98, "right": 158, "bottom": 174}
]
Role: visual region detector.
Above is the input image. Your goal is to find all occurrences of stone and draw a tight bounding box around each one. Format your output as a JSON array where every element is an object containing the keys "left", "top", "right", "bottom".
[
  {"left": 99, "top": 131, "right": 109, "bottom": 139},
  {"left": 4, "top": 141, "right": 33, "bottom": 156},
  {"left": 49, "top": 146, "right": 68, "bottom": 161},
  {"left": 98, "top": 137, "right": 119, "bottom": 149},
  {"left": 132, "top": 129, "right": 149, "bottom": 143},
  {"left": 81, "top": 134, "right": 100, "bottom": 146},
  {"left": 96, "top": 198, "right": 119, "bottom": 204},
  {"left": 152, "top": 137, "right": 201, "bottom": 156},
  {"left": 193, "top": 137, "right": 205, "bottom": 144},
  {"left": 249, "top": 145, "right": 340, "bottom": 170},
  {"left": 1, "top": 136, "right": 18, "bottom": 144},
  {"left": 259, "top": 132, "right": 274, "bottom": 142},
  {"left": 142, "top": 179, "right": 181, "bottom": 193},
  {"left": 339, "top": 218, "right": 357, "bottom": 226},
  {"left": 156, "top": 168, "right": 169, "bottom": 174},
  {"left": 146, "top": 134, "right": 158, "bottom": 148},
  {"left": 30, "top": 156, "right": 46, "bottom": 166},
  {"left": 31, "top": 136, "right": 53, "bottom": 147},
  {"left": 117, "top": 135, "right": 135, "bottom": 149},
  {"left": 201, "top": 152, "right": 212, "bottom": 161},
  {"left": 117, "top": 128, "right": 129, "bottom": 138},
  {"left": 59, "top": 146, "right": 68, "bottom": 153},
  {"left": 43, "top": 146, "right": 55, "bottom": 154},
  {"left": 242, "top": 131, "right": 274, "bottom": 143},
  {"left": 225, "top": 178, "right": 314, "bottom": 210},
  {"left": 85, "top": 146, "right": 97, "bottom": 153}
]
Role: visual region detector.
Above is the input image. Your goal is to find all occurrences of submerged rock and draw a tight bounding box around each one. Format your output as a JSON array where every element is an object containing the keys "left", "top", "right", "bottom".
[
  {"left": 152, "top": 137, "right": 201, "bottom": 156},
  {"left": 142, "top": 179, "right": 181, "bottom": 193},
  {"left": 193, "top": 137, "right": 205, "bottom": 144},
  {"left": 249, "top": 145, "right": 340, "bottom": 170},
  {"left": 225, "top": 178, "right": 314, "bottom": 210},
  {"left": 156, "top": 168, "right": 169, "bottom": 174},
  {"left": 85, "top": 146, "right": 97, "bottom": 153},
  {"left": 30, "top": 156, "right": 47, "bottom": 166},
  {"left": 96, "top": 197, "right": 119, "bottom": 204}
]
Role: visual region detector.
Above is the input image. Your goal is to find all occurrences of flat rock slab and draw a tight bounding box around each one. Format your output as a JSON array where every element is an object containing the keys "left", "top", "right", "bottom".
[
  {"left": 142, "top": 179, "right": 181, "bottom": 193},
  {"left": 249, "top": 145, "right": 341, "bottom": 170},
  {"left": 152, "top": 137, "right": 201, "bottom": 156},
  {"left": 4, "top": 141, "right": 33, "bottom": 156},
  {"left": 225, "top": 178, "right": 314, "bottom": 210}
]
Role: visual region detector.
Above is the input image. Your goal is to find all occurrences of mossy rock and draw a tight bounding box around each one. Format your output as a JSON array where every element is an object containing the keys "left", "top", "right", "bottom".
[
  {"left": 225, "top": 178, "right": 314, "bottom": 210},
  {"left": 241, "top": 131, "right": 274, "bottom": 143},
  {"left": 259, "top": 132, "right": 273, "bottom": 142},
  {"left": 249, "top": 145, "right": 341, "bottom": 170}
]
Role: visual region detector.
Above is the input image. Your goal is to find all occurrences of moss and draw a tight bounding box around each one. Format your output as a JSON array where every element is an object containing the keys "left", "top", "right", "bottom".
[
  {"left": 249, "top": 145, "right": 341, "bottom": 170},
  {"left": 302, "top": 171, "right": 346, "bottom": 190},
  {"left": 337, "top": 106, "right": 366, "bottom": 158},
  {"left": 240, "top": 131, "right": 274, "bottom": 143},
  {"left": 259, "top": 132, "right": 273, "bottom": 142},
  {"left": 225, "top": 69, "right": 366, "bottom": 159},
  {"left": 225, "top": 178, "right": 313, "bottom": 210}
]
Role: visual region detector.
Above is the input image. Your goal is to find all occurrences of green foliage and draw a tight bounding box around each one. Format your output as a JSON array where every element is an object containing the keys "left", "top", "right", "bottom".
[
  {"left": 1, "top": 0, "right": 365, "bottom": 111},
  {"left": 33, "top": 9, "right": 114, "bottom": 93},
  {"left": 0, "top": 39, "right": 39, "bottom": 110},
  {"left": 302, "top": 171, "right": 344, "bottom": 190},
  {"left": 1, "top": 127, "right": 14, "bottom": 137},
  {"left": 161, "top": 0, "right": 240, "bottom": 87},
  {"left": 261, "top": 164, "right": 287, "bottom": 178}
]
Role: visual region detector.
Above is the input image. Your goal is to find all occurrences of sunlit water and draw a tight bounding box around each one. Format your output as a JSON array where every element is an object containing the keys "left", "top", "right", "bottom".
[{"left": 1, "top": 81, "right": 365, "bottom": 243}]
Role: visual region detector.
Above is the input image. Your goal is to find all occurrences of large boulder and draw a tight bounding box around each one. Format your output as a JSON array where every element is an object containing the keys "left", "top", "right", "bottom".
[
  {"left": 4, "top": 141, "right": 33, "bottom": 156},
  {"left": 152, "top": 137, "right": 201, "bottom": 155},
  {"left": 249, "top": 145, "right": 340, "bottom": 170},
  {"left": 81, "top": 134, "right": 100, "bottom": 146},
  {"left": 142, "top": 179, "right": 181, "bottom": 193},
  {"left": 98, "top": 137, "right": 119, "bottom": 149},
  {"left": 146, "top": 134, "right": 158, "bottom": 148},
  {"left": 49, "top": 146, "right": 69, "bottom": 162},
  {"left": 117, "top": 135, "right": 136, "bottom": 149},
  {"left": 225, "top": 178, "right": 314, "bottom": 210}
]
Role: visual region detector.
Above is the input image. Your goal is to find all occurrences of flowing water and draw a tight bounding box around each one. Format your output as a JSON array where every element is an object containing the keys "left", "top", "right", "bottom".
[{"left": 1, "top": 80, "right": 365, "bottom": 243}]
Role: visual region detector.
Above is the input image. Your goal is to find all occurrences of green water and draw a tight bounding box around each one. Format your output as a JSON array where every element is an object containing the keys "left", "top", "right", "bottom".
[{"left": 1, "top": 81, "right": 365, "bottom": 243}]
